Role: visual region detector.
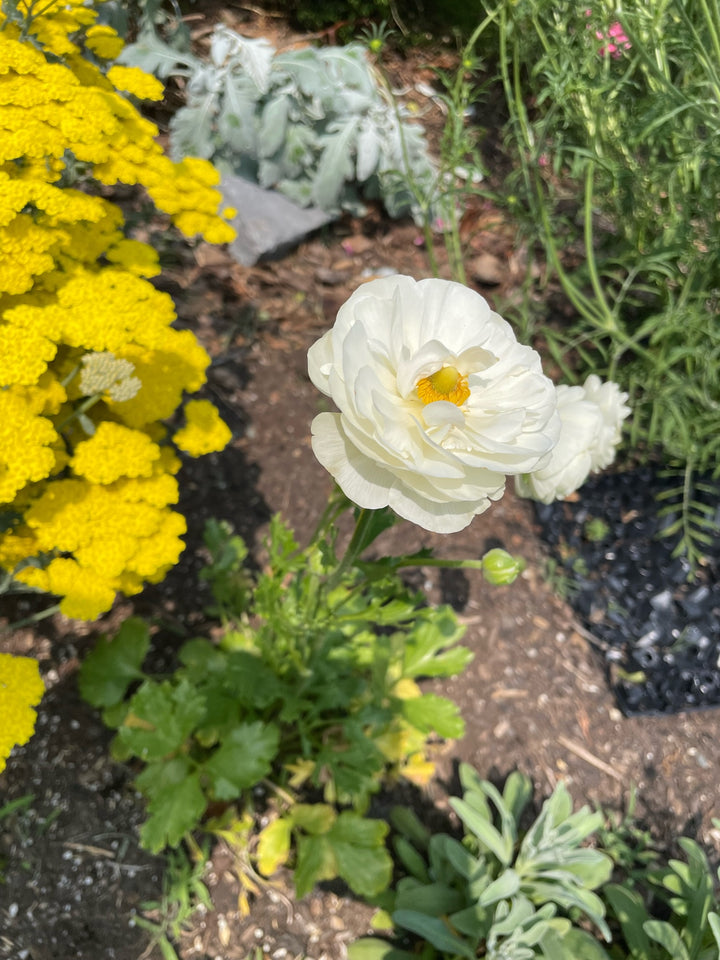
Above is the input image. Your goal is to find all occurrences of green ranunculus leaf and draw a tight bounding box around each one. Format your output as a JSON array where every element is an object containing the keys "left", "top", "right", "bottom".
[
  {"left": 331, "top": 811, "right": 388, "bottom": 847},
  {"left": 290, "top": 803, "right": 337, "bottom": 835},
  {"left": 178, "top": 637, "right": 227, "bottom": 674},
  {"left": 134, "top": 755, "right": 193, "bottom": 802},
  {"left": 116, "top": 679, "right": 206, "bottom": 761},
  {"left": 294, "top": 833, "right": 337, "bottom": 898},
  {"left": 402, "top": 611, "right": 470, "bottom": 679},
  {"left": 401, "top": 693, "right": 465, "bottom": 739},
  {"left": 331, "top": 842, "right": 393, "bottom": 898},
  {"left": 78, "top": 617, "right": 149, "bottom": 707},
  {"left": 203, "top": 720, "right": 280, "bottom": 800},
  {"left": 139, "top": 769, "right": 206, "bottom": 853}
]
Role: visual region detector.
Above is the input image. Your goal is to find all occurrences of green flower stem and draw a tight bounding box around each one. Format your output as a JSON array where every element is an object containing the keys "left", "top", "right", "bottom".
[
  {"left": 1, "top": 603, "right": 61, "bottom": 635},
  {"left": 307, "top": 486, "right": 350, "bottom": 548},
  {"left": 384, "top": 555, "right": 485, "bottom": 573},
  {"left": 55, "top": 394, "right": 101, "bottom": 432},
  {"left": 327, "top": 508, "right": 376, "bottom": 590},
  {"left": 60, "top": 363, "right": 81, "bottom": 389}
]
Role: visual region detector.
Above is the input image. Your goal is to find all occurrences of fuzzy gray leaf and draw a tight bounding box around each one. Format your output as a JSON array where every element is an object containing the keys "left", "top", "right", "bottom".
[
  {"left": 218, "top": 78, "right": 258, "bottom": 154},
  {"left": 118, "top": 26, "right": 198, "bottom": 78},
  {"left": 311, "top": 117, "right": 360, "bottom": 210},
  {"left": 230, "top": 29, "right": 275, "bottom": 93},
  {"left": 355, "top": 121, "right": 381, "bottom": 182},
  {"left": 259, "top": 97, "right": 289, "bottom": 158},
  {"left": 169, "top": 97, "right": 217, "bottom": 161}
]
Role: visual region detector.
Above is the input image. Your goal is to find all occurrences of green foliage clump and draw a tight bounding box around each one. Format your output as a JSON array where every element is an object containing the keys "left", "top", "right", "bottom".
[
  {"left": 79, "top": 512, "right": 472, "bottom": 899},
  {"left": 118, "top": 22, "right": 448, "bottom": 221},
  {"left": 351, "top": 762, "right": 614, "bottom": 959},
  {"left": 603, "top": 829, "right": 720, "bottom": 959},
  {"left": 485, "top": 0, "right": 720, "bottom": 565},
  {"left": 351, "top": 768, "right": 720, "bottom": 960}
]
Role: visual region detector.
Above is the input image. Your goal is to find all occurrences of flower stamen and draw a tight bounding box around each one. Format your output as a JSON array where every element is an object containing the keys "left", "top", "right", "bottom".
[{"left": 416, "top": 366, "right": 470, "bottom": 406}]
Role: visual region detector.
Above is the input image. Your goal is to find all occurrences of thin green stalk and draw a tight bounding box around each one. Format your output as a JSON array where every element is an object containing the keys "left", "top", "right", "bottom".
[
  {"left": 1, "top": 602, "right": 61, "bottom": 634},
  {"left": 327, "top": 508, "right": 376, "bottom": 589},
  {"left": 581, "top": 163, "right": 616, "bottom": 333},
  {"left": 55, "top": 394, "right": 101, "bottom": 432}
]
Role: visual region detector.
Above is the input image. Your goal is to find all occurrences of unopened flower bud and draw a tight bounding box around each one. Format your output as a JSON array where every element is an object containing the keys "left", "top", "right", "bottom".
[{"left": 481, "top": 548, "right": 524, "bottom": 585}]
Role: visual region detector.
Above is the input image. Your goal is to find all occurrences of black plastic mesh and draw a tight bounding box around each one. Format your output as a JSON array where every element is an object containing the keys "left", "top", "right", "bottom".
[{"left": 534, "top": 467, "right": 720, "bottom": 716}]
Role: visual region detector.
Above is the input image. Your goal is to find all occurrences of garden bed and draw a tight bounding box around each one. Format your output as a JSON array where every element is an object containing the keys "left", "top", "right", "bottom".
[
  {"left": 1, "top": 5, "right": 719, "bottom": 959},
  {"left": 2, "top": 220, "right": 720, "bottom": 959}
]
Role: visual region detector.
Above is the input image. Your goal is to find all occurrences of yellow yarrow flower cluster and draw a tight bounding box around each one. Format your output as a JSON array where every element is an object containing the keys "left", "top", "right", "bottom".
[
  {"left": 0, "top": 1, "right": 237, "bottom": 623},
  {"left": 174, "top": 400, "right": 233, "bottom": 456},
  {"left": 0, "top": 654, "right": 45, "bottom": 774}
]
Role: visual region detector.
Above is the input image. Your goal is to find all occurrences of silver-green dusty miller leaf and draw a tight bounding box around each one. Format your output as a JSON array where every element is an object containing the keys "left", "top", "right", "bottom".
[{"left": 121, "top": 23, "right": 445, "bottom": 222}]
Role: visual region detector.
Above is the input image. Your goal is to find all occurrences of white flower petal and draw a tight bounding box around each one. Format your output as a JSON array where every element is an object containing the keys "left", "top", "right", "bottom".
[
  {"left": 516, "top": 377, "right": 630, "bottom": 503},
  {"left": 310, "top": 412, "right": 394, "bottom": 509}
]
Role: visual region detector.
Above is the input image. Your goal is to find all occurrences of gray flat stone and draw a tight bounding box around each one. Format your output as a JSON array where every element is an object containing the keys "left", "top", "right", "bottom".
[{"left": 220, "top": 174, "right": 335, "bottom": 266}]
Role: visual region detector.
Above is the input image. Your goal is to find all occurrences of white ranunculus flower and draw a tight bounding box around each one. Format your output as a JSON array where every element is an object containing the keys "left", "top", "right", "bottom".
[
  {"left": 307, "top": 275, "right": 561, "bottom": 533},
  {"left": 515, "top": 375, "right": 630, "bottom": 504}
]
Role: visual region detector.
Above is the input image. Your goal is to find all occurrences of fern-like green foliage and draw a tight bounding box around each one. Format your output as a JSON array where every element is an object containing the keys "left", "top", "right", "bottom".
[
  {"left": 494, "top": 0, "right": 720, "bottom": 566},
  {"left": 119, "top": 23, "right": 448, "bottom": 222}
]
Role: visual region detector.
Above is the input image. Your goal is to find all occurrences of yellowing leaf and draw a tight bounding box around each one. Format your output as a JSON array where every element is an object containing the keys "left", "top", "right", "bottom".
[
  {"left": 291, "top": 803, "right": 337, "bottom": 835},
  {"left": 401, "top": 752, "right": 435, "bottom": 787},
  {"left": 286, "top": 758, "right": 315, "bottom": 789},
  {"left": 392, "top": 678, "right": 421, "bottom": 700},
  {"left": 123, "top": 712, "right": 156, "bottom": 731},
  {"left": 256, "top": 818, "right": 292, "bottom": 877},
  {"left": 374, "top": 727, "right": 410, "bottom": 762}
]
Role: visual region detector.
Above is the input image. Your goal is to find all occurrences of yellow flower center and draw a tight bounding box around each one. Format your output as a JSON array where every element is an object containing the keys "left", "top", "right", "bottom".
[{"left": 416, "top": 366, "right": 470, "bottom": 406}]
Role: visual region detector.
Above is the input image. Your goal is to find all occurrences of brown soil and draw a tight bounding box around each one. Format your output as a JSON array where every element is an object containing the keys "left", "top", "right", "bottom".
[{"left": 2, "top": 8, "right": 719, "bottom": 960}]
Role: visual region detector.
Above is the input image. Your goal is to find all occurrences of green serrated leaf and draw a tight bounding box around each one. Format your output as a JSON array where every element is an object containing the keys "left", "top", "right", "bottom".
[
  {"left": 78, "top": 617, "right": 150, "bottom": 707},
  {"left": 178, "top": 638, "right": 226, "bottom": 674},
  {"left": 139, "top": 772, "right": 206, "bottom": 853},
  {"left": 135, "top": 756, "right": 193, "bottom": 803},
  {"left": 294, "top": 833, "right": 337, "bottom": 898},
  {"left": 203, "top": 720, "right": 280, "bottom": 800},
  {"left": 291, "top": 803, "right": 337, "bottom": 835},
  {"left": 332, "top": 837, "right": 393, "bottom": 898},
  {"left": 116, "top": 679, "right": 205, "bottom": 761},
  {"left": 401, "top": 693, "right": 464, "bottom": 739},
  {"left": 402, "top": 613, "right": 470, "bottom": 679}
]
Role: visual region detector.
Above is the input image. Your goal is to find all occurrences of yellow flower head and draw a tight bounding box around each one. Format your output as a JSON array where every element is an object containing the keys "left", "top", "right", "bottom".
[
  {"left": 71, "top": 421, "right": 161, "bottom": 485},
  {"left": 0, "top": 654, "right": 45, "bottom": 774},
  {"left": 174, "top": 399, "right": 232, "bottom": 456}
]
